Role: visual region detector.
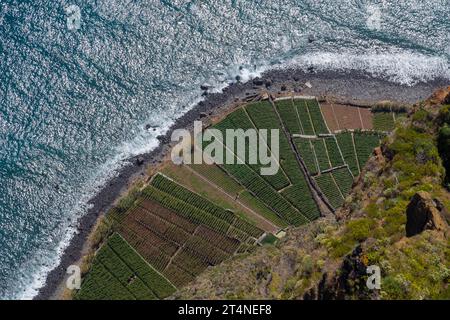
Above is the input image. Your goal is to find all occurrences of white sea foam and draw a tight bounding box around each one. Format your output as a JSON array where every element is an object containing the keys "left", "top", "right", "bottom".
[
  {"left": 7, "top": 0, "right": 450, "bottom": 301},
  {"left": 200, "top": 50, "right": 449, "bottom": 94},
  {"left": 282, "top": 51, "right": 450, "bottom": 86},
  {"left": 16, "top": 100, "right": 193, "bottom": 300}
]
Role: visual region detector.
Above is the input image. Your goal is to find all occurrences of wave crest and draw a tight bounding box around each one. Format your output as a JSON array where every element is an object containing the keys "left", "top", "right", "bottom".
[{"left": 283, "top": 51, "right": 450, "bottom": 86}]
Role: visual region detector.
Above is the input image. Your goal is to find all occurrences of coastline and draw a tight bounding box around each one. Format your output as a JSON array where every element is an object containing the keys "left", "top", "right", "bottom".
[{"left": 34, "top": 68, "right": 449, "bottom": 300}]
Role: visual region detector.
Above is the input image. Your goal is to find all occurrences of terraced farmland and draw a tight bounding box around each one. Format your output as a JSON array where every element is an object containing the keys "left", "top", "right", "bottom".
[
  {"left": 77, "top": 96, "right": 392, "bottom": 300},
  {"left": 372, "top": 111, "right": 406, "bottom": 131},
  {"left": 332, "top": 167, "right": 354, "bottom": 196},
  {"left": 320, "top": 103, "right": 372, "bottom": 131},
  {"left": 275, "top": 98, "right": 302, "bottom": 135},
  {"left": 311, "top": 139, "right": 331, "bottom": 172},
  {"left": 294, "top": 138, "right": 318, "bottom": 175},
  {"left": 314, "top": 173, "right": 344, "bottom": 209},
  {"left": 372, "top": 112, "right": 395, "bottom": 131},
  {"left": 336, "top": 132, "right": 360, "bottom": 177},
  {"left": 294, "top": 99, "right": 315, "bottom": 135},
  {"left": 324, "top": 137, "right": 345, "bottom": 167},
  {"left": 246, "top": 101, "right": 321, "bottom": 219},
  {"left": 306, "top": 99, "right": 329, "bottom": 134},
  {"left": 354, "top": 132, "right": 383, "bottom": 170},
  {"left": 75, "top": 233, "right": 176, "bottom": 300}
]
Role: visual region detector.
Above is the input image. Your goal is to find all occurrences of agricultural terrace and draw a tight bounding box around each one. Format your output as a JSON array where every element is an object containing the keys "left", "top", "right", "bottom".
[
  {"left": 372, "top": 111, "right": 407, "bottom": 131},
  {"left": 77, "top": 96, "right": 390, "bottom": 299},
  {"left": 320, "top": 101, "right": 406, "bottom": 133}
]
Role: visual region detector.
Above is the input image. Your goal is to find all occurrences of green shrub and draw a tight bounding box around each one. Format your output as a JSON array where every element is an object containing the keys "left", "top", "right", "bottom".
[
  {"left": 438, "top": 124, "right": 450, "bottom": 187},
  {"left": 345, "top": 218, "right": 374, "bottom": 242},
  {"left": 382, "top": 275, "right": 410, "bottom": 299},
  {"left": 412, "top": 108, "right": 430, "bottom": 123}
]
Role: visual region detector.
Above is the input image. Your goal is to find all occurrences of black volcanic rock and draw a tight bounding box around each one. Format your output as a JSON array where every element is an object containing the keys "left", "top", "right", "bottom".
[
  {"left": 156, "top": 135, "right": 168, "bottom": 143},
  {"left": 253, "top": 78, "right": 264, "bottom": 86},
  {"left": 406, "top": 191, "right": 448, "bottom": 237},
  {"left": 136, "top": 156, "right": 145, "bottom": 166},
  {"left": 444, "top": 92, "right": 450, "bottom": 105}
]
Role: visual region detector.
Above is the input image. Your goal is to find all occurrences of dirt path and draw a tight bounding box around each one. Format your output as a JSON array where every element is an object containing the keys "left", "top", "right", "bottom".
[{"left": 184, "top": 165, "right": 280, "bottom": 234}]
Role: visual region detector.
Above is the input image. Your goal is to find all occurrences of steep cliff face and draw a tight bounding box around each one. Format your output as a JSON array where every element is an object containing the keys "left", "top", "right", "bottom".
[{"left": 175, "top": 88, "right": 450, "bottom": 300}]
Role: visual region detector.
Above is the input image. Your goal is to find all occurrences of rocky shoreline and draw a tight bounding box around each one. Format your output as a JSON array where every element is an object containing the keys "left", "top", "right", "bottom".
[{"left": 34, "top": 67, "right": 448, "bottom": 300}]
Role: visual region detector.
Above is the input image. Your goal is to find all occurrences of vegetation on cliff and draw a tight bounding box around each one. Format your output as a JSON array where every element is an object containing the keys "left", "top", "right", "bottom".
[{"left": 176, "top": 93, "right": 450, "bottom": 300}]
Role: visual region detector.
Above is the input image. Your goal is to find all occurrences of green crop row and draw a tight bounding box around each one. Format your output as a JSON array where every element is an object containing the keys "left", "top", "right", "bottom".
[
  {"left": 315, "top": 173, "right": 344, "bottom": 209},
  {"left": 294, "top": 138, "right": 319, "bottom": 175},
  {"left": 336, "top": 132, "right": 360, "bottom": 176},
  {"left": 311, "top": 139, "right": 331, "bottom": 172},
  {"left": 324, "top": 137, "right": 345, "bottom": 167},
  {"left": 76, "top": 233, "right": 176, "bottom": 300},
  {"left": 232, "top": 217, "right": 265, "bottom": 238},
  {"left": 275, "top": 99, "right": 302, "bottom": 134},
  {"left": 238, "top": 190, "right": 289, "bottom": 228},
  {"left": 331, "top": 167, "right": 354, "bottom": 197},
  {"left": 354, "top": 132, "right": 382, "bottom": 170},
  {"left": 247, "top": 103, "right": 319, "bottom": 223},
  {"left": 172, "top": 247, "right": 210, "bottom": 275},
  {"left": 306, "top": 99, "right": 329, "bottom": 134},
  {"left": 151, "top": 173, "right": 265, "bottom": 238},
  {"left": 142, "top": 185, "right": 231, "bottom": 234},
  {"left": 372, "top": 112, "right": 395, "bottom": 131},
  {"left": 221, "top": 162, "right": 307, "bottom": 226},
  {"left": 213, "top": 109, "right": 290, "bottom": 191},
  {"left": 281, "top": 184, "right": 321, "bottom": 221},
  {"left": 293, "top": 99, "right": 315, "bottom": 135},
  {"left": 151, "top": 173, "right": 235, "bottom": 224},
  {"left": 246, "top": 101, "right": 319, "bottom": 220},
  {"left": 188, "top": 163, "right": 244, "bottom": 195},
  {"left": 144, "top": 181, "right": 264, "bottom": 241},
  {"left": 107, "top": 233, "right": 177, "bottom": 298},
  {"left": 75, "top": 260, "right": 137, "bottom": 300},
  {"left": 96, "top": 245, "right": 156, "bottom": 300}
]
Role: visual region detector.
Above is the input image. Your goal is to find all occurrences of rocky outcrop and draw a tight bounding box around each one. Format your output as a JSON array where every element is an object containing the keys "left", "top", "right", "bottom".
[
  {"left": 405, "top": 191, "right": 448, "bottom": 237},
  {"left": 428, "top": 86, "right": 450, "bottom": 105},
  {"left": 445, "top": 92, "right": 450, "bottom": 105},
  {"left": 135, "top": 156, "right": 145, "bottom": 166},
  {"left": 305, "top": 245, "right": 376, "bottom": 300}
]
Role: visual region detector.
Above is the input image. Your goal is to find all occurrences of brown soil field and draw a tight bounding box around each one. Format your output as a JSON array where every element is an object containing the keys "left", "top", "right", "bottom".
[
  {"left": 321, "top": 103, "right": 374, "bottom": 131},
  {"left": 359, "top": 107, "right": 373, "bottom": 130}
]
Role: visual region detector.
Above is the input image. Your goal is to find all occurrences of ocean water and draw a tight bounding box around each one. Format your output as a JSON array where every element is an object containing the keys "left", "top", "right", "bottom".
[{"left": 0, "top": 0, "right": 449, "bottom": 299}]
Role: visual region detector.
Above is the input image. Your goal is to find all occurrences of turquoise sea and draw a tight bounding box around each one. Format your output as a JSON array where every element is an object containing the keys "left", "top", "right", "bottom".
[{"left": 0, "top": 0, "right": 449, "bottom": 299}]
